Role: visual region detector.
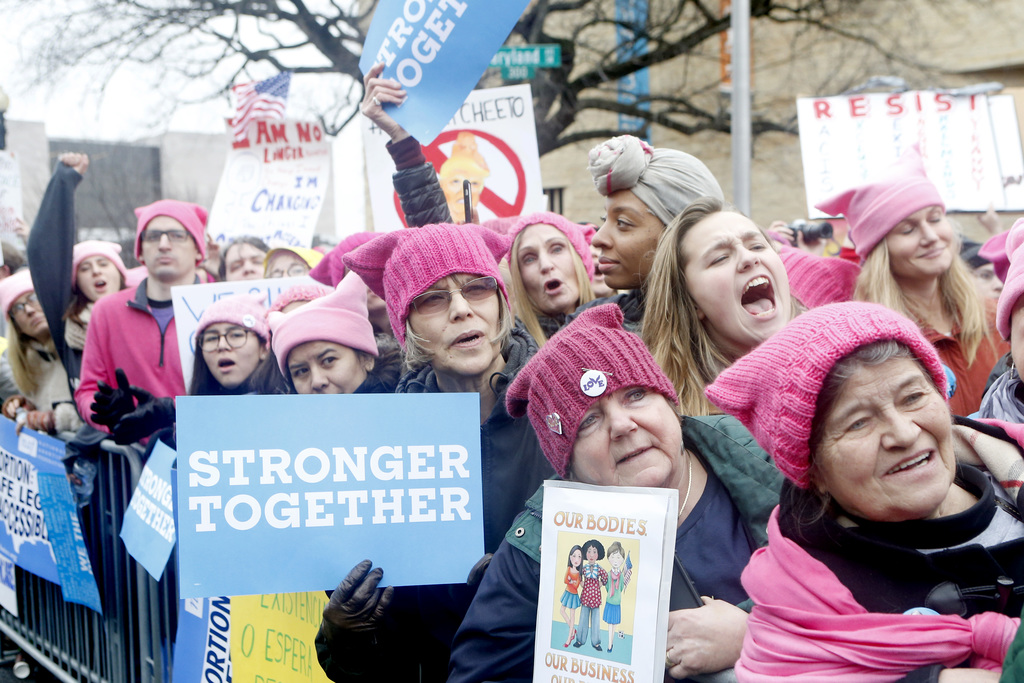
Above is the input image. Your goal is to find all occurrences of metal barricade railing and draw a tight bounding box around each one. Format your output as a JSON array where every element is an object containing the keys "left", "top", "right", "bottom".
[{"left": 0, "top": 439, "right": 179, "bottom": 683}]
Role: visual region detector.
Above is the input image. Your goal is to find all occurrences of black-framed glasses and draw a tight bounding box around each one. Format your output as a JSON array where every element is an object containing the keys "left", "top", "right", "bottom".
[
  {"left": 10, "top": 293, "right": 39, "bottom": 316},
  {"left": 410, "top": 276, "right": 498, "bottom": 315},
  {"left": 141, "top": 229, "right": 191, "bottom": 244},
  {"left": 267, "top": 263, "right": 310, "bottom": 278},
  {"left": 199, "top": 327, "right": 250, "bottom": 352}
]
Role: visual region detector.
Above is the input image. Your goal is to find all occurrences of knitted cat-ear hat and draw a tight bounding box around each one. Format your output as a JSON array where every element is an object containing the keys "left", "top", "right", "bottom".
[{"left": 705, "top": 302, "right": 946, "bottom": 488}]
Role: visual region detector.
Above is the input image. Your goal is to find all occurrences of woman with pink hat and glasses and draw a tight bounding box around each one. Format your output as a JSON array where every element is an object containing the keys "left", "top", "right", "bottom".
[{"left": 817, "top": 145, "right": 1007, "bottom": 415}]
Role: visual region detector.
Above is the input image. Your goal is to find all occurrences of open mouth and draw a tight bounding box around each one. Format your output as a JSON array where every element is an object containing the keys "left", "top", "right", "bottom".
[
  {"left": 886, "top": 451, "right": 931, "bottom": 475},
  {"left": 741, "top": 276, "right": 777, "bottom": 317},
  {"left": 452, "top": 331, "right": 483, "bottom": 348},
  {"left": 544, "top": 278, "right": 563, "bottom": 293},
  {"left": 217, "top": 359, "right": 236, "bottom": 370},
  {"left": 94, "top": 279, "right": 107, "bottom": 289}
]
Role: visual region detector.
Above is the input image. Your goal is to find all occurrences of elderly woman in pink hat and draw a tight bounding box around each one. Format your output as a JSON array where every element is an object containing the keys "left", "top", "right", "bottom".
[
  {"left": 817, "top": 145, "right": 1007, "bottom": 415},
  {"left": 706, "top": 302, "right": 1024, "bottom": 681}
]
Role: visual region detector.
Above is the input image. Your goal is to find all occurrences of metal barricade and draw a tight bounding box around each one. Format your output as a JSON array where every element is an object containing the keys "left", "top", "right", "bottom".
[{"left": 0, "top": 439, "right": 179, "bottom": 683}]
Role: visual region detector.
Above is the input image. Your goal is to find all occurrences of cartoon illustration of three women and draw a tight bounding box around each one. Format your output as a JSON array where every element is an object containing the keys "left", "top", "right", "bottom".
[{"left": 559, "top": 538, "right": 633, "bottom": 652}]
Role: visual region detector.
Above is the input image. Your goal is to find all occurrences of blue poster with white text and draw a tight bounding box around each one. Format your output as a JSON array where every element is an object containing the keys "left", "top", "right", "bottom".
[{"left": 120, "top": 440, "right": 177, "bottom": 580}]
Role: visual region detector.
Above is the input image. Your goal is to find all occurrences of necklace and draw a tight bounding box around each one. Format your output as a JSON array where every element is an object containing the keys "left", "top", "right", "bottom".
[{"left": 677, "top": 451, "right": 693, "bottom": 519}]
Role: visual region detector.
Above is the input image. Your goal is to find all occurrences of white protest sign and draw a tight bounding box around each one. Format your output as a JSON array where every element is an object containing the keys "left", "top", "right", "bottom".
[
  {"left": 207, "top": 119, "right": 331, "bottom": 249},
  {"left": 798, "top": 91, "right": 1024, "bottom": 216},
  {"left": 363, "top": 83, "right": 545, "bottom": 231},
  {"left": 171, "top": 276, "right": 316, "bottom": 388},
  {"left": 0, "top": 151, "right": 23, "bottom": 237}
]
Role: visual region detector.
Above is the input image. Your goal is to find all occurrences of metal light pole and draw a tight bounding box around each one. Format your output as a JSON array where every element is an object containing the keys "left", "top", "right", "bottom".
[{"left": 0, "top": 86, "right": 9, "bottom": 150}]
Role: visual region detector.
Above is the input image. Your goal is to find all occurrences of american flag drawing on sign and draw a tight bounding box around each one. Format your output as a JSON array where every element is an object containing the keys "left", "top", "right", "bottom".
[{"left": 230, "top": 72, "right": 291, "bottom": 145}]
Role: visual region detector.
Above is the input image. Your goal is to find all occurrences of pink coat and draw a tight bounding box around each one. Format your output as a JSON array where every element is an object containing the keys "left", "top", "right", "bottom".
[{"left": 74, "top": 281, "right": 185, "bottom": 430}]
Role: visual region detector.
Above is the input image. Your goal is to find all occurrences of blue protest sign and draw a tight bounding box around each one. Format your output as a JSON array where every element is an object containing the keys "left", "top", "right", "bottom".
[
  {"left": 0, "top": 420, "right": 66, "bottom": 584},
  {"left": 36, "top": 473, "right": 102, "bottom": 613},
  {"left": 172, "top": 597, "right": 232, "bottom": 683},
  {"left": 359, "top": 0, "right": 532, "bottom": 144},
  {"left": 120, "top": 440, "right": 177, "bottom": 580},
  {"left": 176, "top": 393, "right": 485, "bottom": 598}
]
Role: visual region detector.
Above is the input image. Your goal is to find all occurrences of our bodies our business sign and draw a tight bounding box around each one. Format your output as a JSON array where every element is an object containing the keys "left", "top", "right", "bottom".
[
  {"left": 363, "top": 84, "right": 545, "bottom": 230},
  {"left": 206, "top": 119, "right": 331, "bottom": 249},
  {"left": 176, "top": 393, "right": 485, "bottom": 598},
  {"left": 797, "top": 91, "right": 1024, "bottom": 216}
]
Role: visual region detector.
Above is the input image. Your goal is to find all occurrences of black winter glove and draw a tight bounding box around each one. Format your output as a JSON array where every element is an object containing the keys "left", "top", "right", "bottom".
[
  {"left": 110, "top": 386, "right": 175, "bottom": 445},
  {"left": 90, "top": 368, "right": 136, "bottom": 427},
  {"left": 322, "top": 559, "right": 394, "bottom": 638}
]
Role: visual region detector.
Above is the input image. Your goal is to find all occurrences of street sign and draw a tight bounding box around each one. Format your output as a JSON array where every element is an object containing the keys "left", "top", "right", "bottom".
[{"left": 491, "top": 44, "right": 562, "bottom": 79}]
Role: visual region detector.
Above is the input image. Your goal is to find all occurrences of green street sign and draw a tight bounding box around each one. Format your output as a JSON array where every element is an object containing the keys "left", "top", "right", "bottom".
[{"left": 491, "top": 44, "right": 562, "bottom": 71}]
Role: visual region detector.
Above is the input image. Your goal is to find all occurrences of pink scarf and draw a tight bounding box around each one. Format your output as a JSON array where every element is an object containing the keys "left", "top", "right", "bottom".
[{"left": 736, "top": 508, "right": 1019, "bottom": 682}]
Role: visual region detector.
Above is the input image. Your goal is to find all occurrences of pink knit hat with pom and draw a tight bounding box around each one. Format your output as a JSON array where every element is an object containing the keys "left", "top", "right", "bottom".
[
  {"left": 506, "top": 304, "right": 678, "bottom": 477},
  {"left": 268, "top": 283, "right": 330, "bottom": 314},
  {"left": 342, "top": 224, "right": 510, "bottom": 348},
  {"left": 507, "top": 212, "right": 595, "bottom": 277},
  {"left": 309, "top": 232, "right": 378, "bottom": 287},
  {"left": 0, "top": 270, "right": 35, "bottom": 318},
  {"left": 980, "top": 230, "right": 1011, "bottom": 283},
  {"left": 705, "top": 302, "right": 947, "bottom": 488},
  {"left": 72, "top": 241, "right": 129, "bottom": 291},
  {"left": 134, "top": 199, "right": 208, "bottom": 261},
  {"left": 268, "top": 271, "right": 378, "bottom": 375},
  {"left": 815, "top": 145, "right": 944, "bottom": 263},
  {"left": 995, "top": 219, "right": 1024, "bottom": 339},
  {"left": 196, "top": 292, "right": 270, "bottom": 343},
  {"left": 779, "top": 247, "right": 859, "bottom": 308}
]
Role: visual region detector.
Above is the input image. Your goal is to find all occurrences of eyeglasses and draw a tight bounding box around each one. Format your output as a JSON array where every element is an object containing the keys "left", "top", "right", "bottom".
[
  {"left": 199, "top": 327, "right": 250, "bottom": 352},
  {"left": 11, "top": 293, "right": 39, "bottom": 316},
  {"left": 141, "top": 229, "right": 191, "bottom": 244},
  {"left": 410, "top": 276, "right": 498, "bottom": 315},
  {"left": 267, "top": 263, "right": 310, "bottom": 278}
]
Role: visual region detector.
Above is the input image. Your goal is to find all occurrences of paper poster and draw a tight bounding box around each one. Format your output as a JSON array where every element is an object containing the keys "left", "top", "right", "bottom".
[
  {"left": 534, "top": 481, "right": 676, "bottom": 683},
  {"left": 206, "top": 119, "right": 331, "bottom": 249},
  {"left": 0, "top": 420, "right": 67, "bottom": 584},
  {"left": 37, "top": 473, "right": 102, "bottom": 613},
  {"left": 120, "top": 440, "right": 177, "bottom": 580},
  {"left": 176, "top": 393, "right": 485, "bottom": 598},
  {"left": 172, "top": 597, "right": 232, "bottom": 683},
  {"left": 0, "top": 550, "right": 18, "bottom": 617},
  {"left": 0, "top": 151, "right": 22, "bottom": 237},
  {"left": 359, "top": 0, "right": 531, "bottom": 145},
  {"left": 363, "top": 84, "right": 545, "bottom": 230},
  {"left": 230, "top": 592, "right": 331, "bottom": 682},
  {"left": 171, "top": 275, "right": 315, "bottom": 388},
  {"left": 797, "top": 91, "right": 1024, "bottom": 216}
]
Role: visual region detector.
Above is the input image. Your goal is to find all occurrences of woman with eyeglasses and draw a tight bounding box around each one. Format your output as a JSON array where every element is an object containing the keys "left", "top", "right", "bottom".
[
  {"left": 189, "top": 293, "right": 274, "bottom": 396},
  {"left": 264, "top": 246, "right": 324, "bottom": 279},
  {"left": 309, "top": 224, "right": 553, "bottom": 683}
]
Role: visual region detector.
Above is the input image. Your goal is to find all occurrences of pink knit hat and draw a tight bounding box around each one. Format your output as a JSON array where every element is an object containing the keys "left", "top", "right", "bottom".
[
  {"left": 72, "top": 240, "right": 128, "bottom": 291},
  {"left": 342, "top": 224, "right": 510, "bottom": 348},
  {"left": 507, "top": 212, "right": 595, "bottom": 278},
  {"left": 815, "top": 145, "right": 944, "bottom": 263},
  {"left": 268, "top": 284, "right": 331, "bottom": 314},
  {"left": 995, "top": 219, "right": 1024, "bottom": 339},
  {"left": 779, "top": 247, "right": 859, "bottom": 308},
  {"left": 506, "top": 304, "right": 678, "bottom": 477},
  {"left": 268, "top": 271, "right": 378, "bottom": 375},
  {"left": 134, "top": 199, "right": 209, "bottom": 261},
  {"left": 309, "top": 232, "right": 377, "bottom": 287},
  {"left": 705, "top": 302, "right": 947, "bottom": 489},
  {"left": 0, "top": 270, "right": 35, "bottom": 318},
  {"left": 196, "top": 292, "right": 270, "bottom": 343},
  {"left": 980, "top": 229, "right": 1011, "bottom": 283}
]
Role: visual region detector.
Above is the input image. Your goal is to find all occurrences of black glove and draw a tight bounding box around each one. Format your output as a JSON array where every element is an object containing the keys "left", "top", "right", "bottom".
[
  {"left": 466, "top": 553, "right": 493, "bottom": 587},
  {"left": 110, "top": 386, "right": 175, "bottom": 445},
  {"left": 90, "top": 368, "right": 136, "bottom": 427},
  {"left": 322, "top": 560, "right": 393, "bottom": 638}
]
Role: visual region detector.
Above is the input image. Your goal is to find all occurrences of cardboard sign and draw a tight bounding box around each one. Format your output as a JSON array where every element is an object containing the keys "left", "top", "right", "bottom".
[
  {"left": 230, "top": 592, "right": 331, "bottom": 683},
  {"left": 172, "top": 597, "right": 233, "bottom": 683},
  {"left": 364, "top": 84, "right": 545, "bottom": 230},
  {"left": 797, "top": 91, "right": 1024, "bottom": 215},
  {"left": 176, "top": 393, "right": 485, "bottom": 598},
  {"left": 360, "top": 0, "right": 532, "bottom": 145},
  {"left": 171, "top": 276, "right": 315, "bottom": 388},
  {"left": 207, "top": 119, "right": 331, "bottom": 249},
  {"left": 37, "top": 473, "right": 102, "bottom": 613},
  {"left": 0, "top": 151, "right": 22, "bottom": 237},
  {"left": 120, "top": 440, "right": 177, "bottom": 580}
]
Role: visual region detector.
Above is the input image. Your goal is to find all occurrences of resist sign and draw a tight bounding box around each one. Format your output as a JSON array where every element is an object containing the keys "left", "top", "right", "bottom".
[{"left": 176, "top": 393, "right": 484, "bottom": 598}]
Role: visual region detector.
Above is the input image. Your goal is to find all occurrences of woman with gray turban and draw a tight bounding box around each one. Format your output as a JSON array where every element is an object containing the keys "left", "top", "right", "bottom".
[{"left": 584, "top": 135, "right": 723, "bottom": 330}]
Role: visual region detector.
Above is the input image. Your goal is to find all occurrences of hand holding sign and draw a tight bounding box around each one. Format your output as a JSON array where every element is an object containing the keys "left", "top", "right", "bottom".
[
  {"left": 323, "top": 559, "right": 394, "bottom": 637},
  {"left": 362, "top": 63, "right": 409, "bottom": 144}
]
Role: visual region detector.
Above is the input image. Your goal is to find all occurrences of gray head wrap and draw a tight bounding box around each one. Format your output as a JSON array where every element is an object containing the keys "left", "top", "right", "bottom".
[{"left": 587, "top": 135, "right": 723, "bottom": 225}]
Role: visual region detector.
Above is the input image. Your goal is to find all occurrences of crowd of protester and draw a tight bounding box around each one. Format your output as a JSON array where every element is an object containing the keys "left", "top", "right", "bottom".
[{"left": 5, "top": 63, "right": 1024, "bottom": 682}]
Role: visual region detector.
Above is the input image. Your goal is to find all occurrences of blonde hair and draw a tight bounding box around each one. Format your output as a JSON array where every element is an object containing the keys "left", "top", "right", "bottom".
[
  {"left": 7, "top": 316, "right": 57, "bottom": 398},
  {"left": 508, "top": 229, "right": 595, "bottom": 347},
  {"left": 404, "top": 287, "right": 515, "bottom": 371},
  {"left": 855, "top": 237, "right": 989, "bottom": 364},
  {"left": 643, "top": 196, "right": 800, "bottom": 415}
]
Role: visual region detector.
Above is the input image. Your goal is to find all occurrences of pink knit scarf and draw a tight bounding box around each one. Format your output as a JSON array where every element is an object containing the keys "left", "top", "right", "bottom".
[{"left": 736, "top": 509, "right": 1020, "bottom": 682}]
